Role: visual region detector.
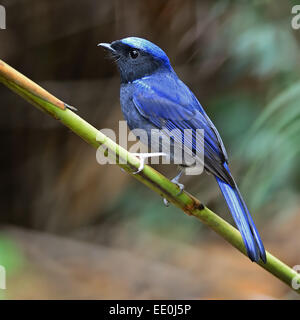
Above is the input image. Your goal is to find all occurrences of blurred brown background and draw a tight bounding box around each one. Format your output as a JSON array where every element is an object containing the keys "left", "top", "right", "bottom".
[{"left": 0, "top": 0, "right": 300, "bottom": 299}]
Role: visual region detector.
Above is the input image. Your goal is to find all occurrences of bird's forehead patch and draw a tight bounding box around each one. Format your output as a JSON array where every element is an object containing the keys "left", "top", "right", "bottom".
[{"left": 120, "top": 37, "right": 170, "bottom": 66}]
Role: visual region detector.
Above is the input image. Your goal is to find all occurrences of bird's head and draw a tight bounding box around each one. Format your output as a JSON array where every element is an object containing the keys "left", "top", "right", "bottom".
[{"left": 98, "top": 37, "right": 172, "bottom": 83}]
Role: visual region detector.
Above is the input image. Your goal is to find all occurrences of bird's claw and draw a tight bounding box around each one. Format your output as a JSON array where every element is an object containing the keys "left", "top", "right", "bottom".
[
  {"left": 163, "top": 182, "right": 185, "bottom": 206},
  {"left": 163, "top": 170, "right": 185, "bottom": 206},
  {"left": 171, "top": 180, "right": 185, "bottom": 196},
  {"left": 163, "top": 198, "right": 170, "bottom": 207},
  {"left": 132, "top": 161, "right": 144, "bottom": 175},
  {"left": 131, "top": 152, "right": 166, "bottom": 174}
]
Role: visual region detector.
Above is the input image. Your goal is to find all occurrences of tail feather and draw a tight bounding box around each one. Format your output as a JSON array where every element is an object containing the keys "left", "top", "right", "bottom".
[
  {"left": 234, "top": 186, "right": 267, "bottom": 263},
  {"left": 216, "top": 164, "right": 266, "bottom": 263}
]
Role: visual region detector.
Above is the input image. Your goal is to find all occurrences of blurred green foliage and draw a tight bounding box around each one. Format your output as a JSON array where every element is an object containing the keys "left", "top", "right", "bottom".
[
  {"left": 0, "top": 236, "right": 23, "bottom": 275},
  {"left": 205, "top": 2, "right": 300, "bottom": 220},
  {"left": 0, "top": 235, "right": 24, "bottom": 299}
]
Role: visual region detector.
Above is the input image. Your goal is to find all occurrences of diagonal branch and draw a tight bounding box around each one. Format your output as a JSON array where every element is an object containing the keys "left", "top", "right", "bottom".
[{"left": 0, "top": 58, "right": 299, "bottom": 294}]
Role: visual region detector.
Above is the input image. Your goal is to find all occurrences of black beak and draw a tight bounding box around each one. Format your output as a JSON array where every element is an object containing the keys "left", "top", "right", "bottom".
[{"left": 97, "top": 42, "right": 116, "bottom": 53}]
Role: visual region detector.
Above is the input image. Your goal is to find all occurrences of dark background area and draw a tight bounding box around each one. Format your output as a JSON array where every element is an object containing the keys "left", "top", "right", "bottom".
[{"left": 0, "top": 0, "right": 299, "bottom": 299}]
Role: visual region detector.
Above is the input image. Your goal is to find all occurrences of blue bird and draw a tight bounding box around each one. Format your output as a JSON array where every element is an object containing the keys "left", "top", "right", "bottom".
[{"left": 98, "top": 37, "right": 266, "bottom": 263}]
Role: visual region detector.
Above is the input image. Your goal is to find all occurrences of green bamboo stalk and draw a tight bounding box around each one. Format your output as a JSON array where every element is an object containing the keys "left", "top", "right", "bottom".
[{"left": 0, "top": 59, "right": 299, "bottom": 294}]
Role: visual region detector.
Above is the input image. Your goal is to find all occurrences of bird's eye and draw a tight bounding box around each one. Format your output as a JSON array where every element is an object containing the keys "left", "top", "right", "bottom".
[{"left": 129, "top": 50, "right": 139, "bottom": 59}]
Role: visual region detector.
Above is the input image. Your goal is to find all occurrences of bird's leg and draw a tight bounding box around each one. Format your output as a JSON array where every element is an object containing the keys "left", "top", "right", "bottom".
[
  {"left": 163, "top": 169, "right": 185, "bottom": 206},
  {"left": 131, "top": 152, "right": 167, "bottom": 174},
  {"left": 171, "top": 170, "right": 185, "bottom": 193}
]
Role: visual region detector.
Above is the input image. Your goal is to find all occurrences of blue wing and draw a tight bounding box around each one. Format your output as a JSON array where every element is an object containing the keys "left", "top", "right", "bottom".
[{"left": 132, "top": 72, "right": 233, "bottom": 185}]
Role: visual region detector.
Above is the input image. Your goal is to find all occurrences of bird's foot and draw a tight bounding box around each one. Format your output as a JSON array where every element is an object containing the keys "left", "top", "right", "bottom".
[
  {"left": 163, "top": 170, "right": 185, "bottom": 206},
  {"left": 163, "top": 198, "right": 170, "bottom": 207},
  {"left": 171, "top": 180, "right": 185, "bottom": 196},
  {"left": 131, "top": 152, "right": 166, "bottom": 174}
]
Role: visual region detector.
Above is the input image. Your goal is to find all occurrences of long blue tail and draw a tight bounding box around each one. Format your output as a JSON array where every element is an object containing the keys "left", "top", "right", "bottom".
[{"left": 216, "top": 164, "right": 266, "bottom": 263}]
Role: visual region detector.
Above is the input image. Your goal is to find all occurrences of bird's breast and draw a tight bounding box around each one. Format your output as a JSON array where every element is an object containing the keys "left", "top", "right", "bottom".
[{"left": 120, "top": 84, "right": 158, "bottom": 148}]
